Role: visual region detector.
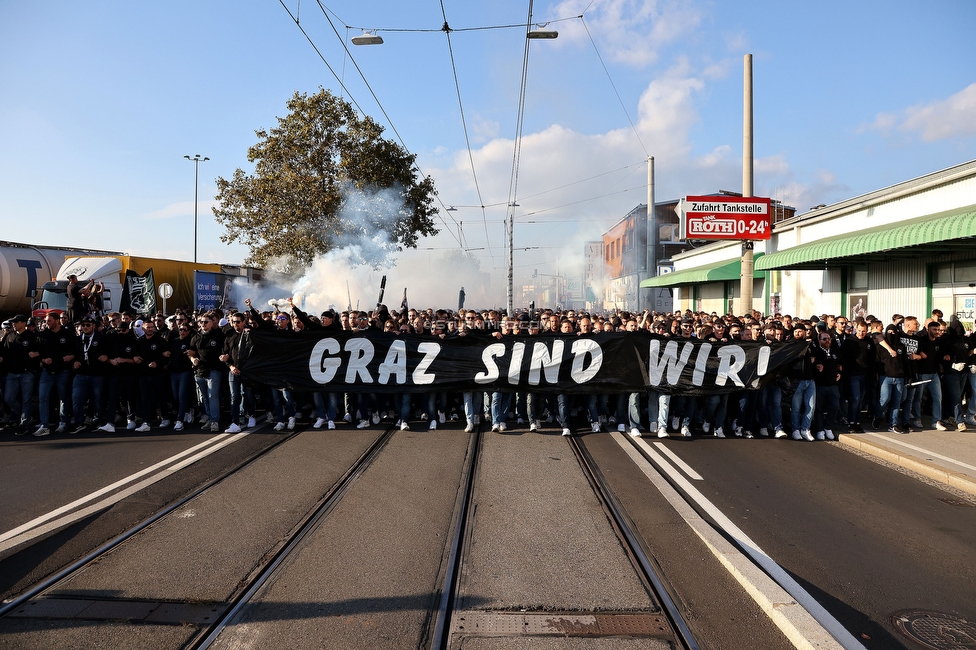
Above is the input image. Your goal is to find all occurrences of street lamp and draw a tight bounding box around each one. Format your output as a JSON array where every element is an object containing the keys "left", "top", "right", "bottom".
[{"left": 184, "top": 154, "right": 209, "bottom": 263}]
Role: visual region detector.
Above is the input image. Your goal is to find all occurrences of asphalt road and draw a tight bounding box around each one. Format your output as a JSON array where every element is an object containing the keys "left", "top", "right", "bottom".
[{"left": 2, "top": 421, "right": 972, "bottom": 649}]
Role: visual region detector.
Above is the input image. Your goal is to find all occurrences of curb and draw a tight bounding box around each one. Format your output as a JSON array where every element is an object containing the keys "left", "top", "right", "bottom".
[{"left": 836, "top": 434, "right": 976, "bottom": 498}]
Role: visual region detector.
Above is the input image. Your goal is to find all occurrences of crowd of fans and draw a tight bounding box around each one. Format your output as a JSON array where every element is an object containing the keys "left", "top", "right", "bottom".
[{"left": 2, "top": 300, "right": 973, "bottom": 442}]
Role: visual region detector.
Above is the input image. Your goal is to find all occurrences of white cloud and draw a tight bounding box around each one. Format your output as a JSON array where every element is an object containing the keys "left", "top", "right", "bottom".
[
  {"left": 866, "top": 83, "right": 976, "bottom": 142},
  {"left": 549, "top": 0, "right": 703, "bottom": 67}
]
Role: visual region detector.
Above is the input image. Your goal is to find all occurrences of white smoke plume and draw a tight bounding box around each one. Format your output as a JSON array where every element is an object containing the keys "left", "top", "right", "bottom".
[{"left": 232, "top": 183, "right": 494, "bottom": 315}]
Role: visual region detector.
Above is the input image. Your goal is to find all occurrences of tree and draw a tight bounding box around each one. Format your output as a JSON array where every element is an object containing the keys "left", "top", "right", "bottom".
[{"left": 214, "top": 89, "right": 438, "bottom": 272}]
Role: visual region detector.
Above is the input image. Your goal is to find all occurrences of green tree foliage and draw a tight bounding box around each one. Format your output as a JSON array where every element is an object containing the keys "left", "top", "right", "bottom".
[{"left": 214, "top": 88, "right": 438, "bottom": 271}]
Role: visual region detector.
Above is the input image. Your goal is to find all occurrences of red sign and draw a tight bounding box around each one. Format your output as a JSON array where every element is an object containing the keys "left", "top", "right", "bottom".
[{"left": 678, "top": 196, "right": 771, "bottom": 241}]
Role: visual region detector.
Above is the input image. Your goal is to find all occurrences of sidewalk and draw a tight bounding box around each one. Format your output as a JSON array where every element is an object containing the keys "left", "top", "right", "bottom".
[{"left": 837, "top": 428, "right": 976, "bottom": 497}]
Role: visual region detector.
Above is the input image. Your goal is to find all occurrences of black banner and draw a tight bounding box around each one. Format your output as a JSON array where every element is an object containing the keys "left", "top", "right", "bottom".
[
  {"left": 239, "top": 330, "right": 808, "bottom": 396},
  {"left": 121, "top": 269, "right": 157, "bottom": 315}
]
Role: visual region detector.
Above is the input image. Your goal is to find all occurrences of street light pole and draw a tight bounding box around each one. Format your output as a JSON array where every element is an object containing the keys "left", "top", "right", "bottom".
[{"left": 184, "top": 154, "right": 209, "bottom": 263}]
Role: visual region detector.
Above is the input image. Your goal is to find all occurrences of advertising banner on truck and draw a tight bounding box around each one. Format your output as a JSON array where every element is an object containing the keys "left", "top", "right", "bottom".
[{"left": 195, "top": 271, "right": 244, "bottom": 312}]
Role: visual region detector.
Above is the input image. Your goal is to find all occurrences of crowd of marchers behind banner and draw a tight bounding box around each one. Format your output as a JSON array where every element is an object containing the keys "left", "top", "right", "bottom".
[{"left": 1, "top": 298, "right": 973, "bottom": 442}]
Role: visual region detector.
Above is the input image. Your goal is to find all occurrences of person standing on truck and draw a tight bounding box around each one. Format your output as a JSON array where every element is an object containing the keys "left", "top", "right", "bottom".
[
  {"left": 64, "top": 275, "right": 92, "bottom": 323},
  {"left": 1, "top": 315, "right": 40, "bottom": 434}
]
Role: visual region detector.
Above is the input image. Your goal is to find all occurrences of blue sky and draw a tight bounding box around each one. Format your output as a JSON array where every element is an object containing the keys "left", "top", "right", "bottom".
[{"left": 2, "top": 1, "right": 975, "bottom": 309}]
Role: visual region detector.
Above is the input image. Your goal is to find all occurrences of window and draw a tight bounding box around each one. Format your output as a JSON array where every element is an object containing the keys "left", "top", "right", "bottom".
[{"left": 850, "top": 266, "right": 868, "bottom": 291}]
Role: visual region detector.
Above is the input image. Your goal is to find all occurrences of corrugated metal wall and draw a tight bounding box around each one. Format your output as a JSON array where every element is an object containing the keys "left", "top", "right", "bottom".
[{"left": 868, "top": 259, "right": 928, "bottom": 320}]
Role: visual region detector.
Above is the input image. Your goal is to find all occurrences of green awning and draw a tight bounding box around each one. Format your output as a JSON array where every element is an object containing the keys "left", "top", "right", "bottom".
[
  {"left": 756, "top": 207, "right": 976, "bottom": 271},
  {"left": 641, "top": 252, "right": 764, "bottom": 288}
]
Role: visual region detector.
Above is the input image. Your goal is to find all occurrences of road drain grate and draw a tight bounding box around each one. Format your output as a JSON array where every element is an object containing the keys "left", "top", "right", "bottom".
[
  {"left": 451, "top": 610, "right": 672, "bottom": 638},
  {"left": 891, "top": 610, "right": 976, "bottom": 649}
]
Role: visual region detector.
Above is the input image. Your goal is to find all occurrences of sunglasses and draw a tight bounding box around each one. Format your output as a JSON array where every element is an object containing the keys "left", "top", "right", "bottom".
[{"left": 179, "top": 327, "right": 190, "bottom": 332}]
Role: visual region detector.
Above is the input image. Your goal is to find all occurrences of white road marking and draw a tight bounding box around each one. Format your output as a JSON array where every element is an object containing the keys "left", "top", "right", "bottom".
[
  {"left": 648, "top": 440, "right": 703, "bottom": 480},
  {"left": 613, "top": 431, "right": 866, "bottom": 650},
  {"left": 0, "top": 433, "right": 248, "bottom": 553},
  {"left": 864, "top": 432, "right": 976, "bottom": 473}
]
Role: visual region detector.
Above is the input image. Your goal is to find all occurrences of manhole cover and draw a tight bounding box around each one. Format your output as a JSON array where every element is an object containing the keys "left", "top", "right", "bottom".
[{"left": 891, "top": 610, "right": 976, "bottom": 649}]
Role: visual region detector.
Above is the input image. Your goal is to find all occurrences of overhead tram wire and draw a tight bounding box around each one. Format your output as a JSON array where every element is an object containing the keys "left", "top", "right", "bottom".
[
  {"left": 438, "top": 0, "right": 495, "bottom": 261},
  {"left": 503, "top": 0, "right": 538, "bottom": 314},
  {"left": 277, "top": 1, "right": 463, "bottom": 248},
  {"left": 313, "top": 1, "right": 465, "bottom": 246},
  {"left": 581, "top": 16, "right": 648, "bottom": 157}
]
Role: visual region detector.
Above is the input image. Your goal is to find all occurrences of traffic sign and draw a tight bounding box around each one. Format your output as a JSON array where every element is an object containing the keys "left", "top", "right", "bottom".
[{"left": 678, "top": 196, "right": 771, "bottom": 241}]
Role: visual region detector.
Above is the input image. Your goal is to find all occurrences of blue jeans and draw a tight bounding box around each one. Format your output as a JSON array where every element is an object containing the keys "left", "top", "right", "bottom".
[
  {"left": 814, "top": 384, "right": 840, "bottom": 433},
  {"left": 758, "top": 383, "right": 783, "bottom": 431},
  {"left": 229, "top": 372, "right": 256, "bottom": 425},
  {"left": 790, "top": 379, "right": 816, "bottom": 432},
  {"left": 194, "top": 370, "right": 224, "bottom": 423},
  {"left": 647, "top": 392, "right": 670, "bottom": 431},
  {"left": 38, "top": 369, "right": 73, "bottom": 427},
  {"left": 270, "top": 387, "right": 296, "bottom": 422},
  {"left": 846, "top": 375, "right": 867, "bottom": 425},
  {"left": 5, "top": 371, "right": 36, "bottom": 425},
  {"left": 491, "top": 392, "right": 512, "bottom": 426},
  {"left": 702, "top": 393, "right": 728, "bottom": 431},
  {"left": 72, "top": 374, "right": 106, "bottom": 425},
  {"left": 138, "top": 374, "right": 170, "bottom": 422},
  {"left": 942, "top": 373, "right": 966, "bottom": 423},
  {"left": 312, "top": 391, "right": 337, "bottom": 422},
  {"left": 913, "top": 373, "right": 942, "bottom": 424},
  {"left": 879, "top": 376, "right": 905, "bottom": 427},
  {"left": 170, "top": 371, "right": 193, "bottom": 421}
]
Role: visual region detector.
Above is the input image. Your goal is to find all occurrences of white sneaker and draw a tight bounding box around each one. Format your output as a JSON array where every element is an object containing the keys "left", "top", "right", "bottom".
[
  {"left": 357, "top": 419, "right": 369, "bottom": 429},
  {"left": 529, "top": 421, "right": 539, "bottom": 432},
  {"left": 287, "top": 416, "right": 296, "bottom": 430},
  {"left": 657, "top": 427, "right": 669, "bottom": 438},
  {"left": 32, "top": 426, "right": 50, "bottom": 437},
  {"left": 185, "top": 412, "right": 194, "bottom": 424},
  {"left": 248, "top": 416, "right": 257, "bottom": 428},
  {"left": 617, "top": 424, "right": 626, "bottom": 433},
  {"left": 561, "top": 427, "right": 572, "bottom": 436},
  {"left": 274, "top": 421, "right": 286, "bottom": 431},
  {"left": 135, "top": 423, "right": 151, "bottom": 432},
  {"left": 735, "top": 427, "right": 743, "bottom": 437},
  {"left": 172, "top": 420, "right": 184, "bottom": 431},
  {"left": 126, "top": 420, "right": 137, "bottom": 430},
  {"left": 629, "top": 428, "right": 642, "bottom": 438},
  {"left": 680, "top": 425, "right": 691, "bottom": 437},
  {"left": 517, "top": 417, "right": 525, "bottom": 425},
  {"left": 210, "top": 422, "right": 219, "bottom": 432},
  {"left": 802, "top": 429, "right": 815, "bottom": 441},
  {"left": 671, "top": 416, "right": 679, "bottom": 430},
  {"left": 824, "top": 429, "right": 835, "bottom": 440},
  {"left": 98, "top": 423, "right": 115, "bottom": 433},
  {"left": 744, "top": 431, "right": 754, "bottom": 439},
  {"left": 714, "top": 427, "right": 725, "bottom": 438},
  {"left": 759, "top": 427, "right": 769, "bottom": 437},
  {"left": 438, "top": 411, "right": 446, "bottom": 423},
  {"left": 598, "top": 414, "right": 607, "bottom": 424},
  {"left": 464, "top": 423, "right": 474, "bottom": 433},
  {"left": 159, "top": 419, "right": 171, "bottom": 429},
  {"left": 774, "top": 429, "right": 787, "bottom": 438},
  {"left": 327, "top": 420, "right": 335, "bottom": 430},
  {"left": 225, "top": 423, "right": 242, "bottom": 433},
  {"left": 591, "top": 422, "right": 601, "bottom": 433},
  {"left": 792, "top": 429, "right": 802, "bottom": 440},
  {"left": 429, "top": 420, "right": 437, "bottom": 430},
  {"left": 55, "top": 423, "right": 67, "bottom": 434},
  {"left": 199, "top": 414, "right": 209, "bottom": 427},
  {"left": 490, "top": 423, "right": 500, "bottom": 432},
  {"left": 498, "top": 422, "right": 507, "bottom": 432},
  {"left": 400, "top": 421, "right": 410, "bottom": 431},
  {"left": 816, "top": 430, "right": 825, "bottom": 441},
  {"left": 343, "top": 413, "right": 353, "bottom": 423},
  {"left": 371, "top": 412, "right": 381, "bottom": 424},
  {"left": 702, "top": 422, "right": 711, "bottom": 433},
  {"left": 935, "top": 420, "right": 948, "bottom": 431},
  {"left": 313, "top": 417, "right": 327, "bottom": 429}
]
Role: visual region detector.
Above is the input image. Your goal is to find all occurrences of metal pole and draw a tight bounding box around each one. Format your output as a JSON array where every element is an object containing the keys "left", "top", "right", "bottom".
[
  {"left": 185, "top": 155, "right": 209, "bottom": 264},
  {"left": 646, "top": 156, "right": 656, "bottom": 311},
  {"left": 740, "top": 54, "right": 754, "bottom": 316}
]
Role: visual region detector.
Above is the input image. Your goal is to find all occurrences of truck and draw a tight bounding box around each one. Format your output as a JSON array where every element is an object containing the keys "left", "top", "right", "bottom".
[
  {"left": 34, "top": 255, "right": 264, "bottom": 319},
  {"left": 0, "top": 241, "right": 124, "bottom": 318}
]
